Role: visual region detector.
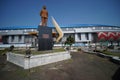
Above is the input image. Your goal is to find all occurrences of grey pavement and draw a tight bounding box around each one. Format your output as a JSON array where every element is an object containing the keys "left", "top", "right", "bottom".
[{"left": 0, "top": 51, "right": 120, "bottom": 80}]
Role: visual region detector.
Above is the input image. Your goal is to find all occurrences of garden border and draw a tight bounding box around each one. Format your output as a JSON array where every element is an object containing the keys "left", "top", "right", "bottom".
[{"left": 7, "top": 51, "right": 71, "bottom": 69}]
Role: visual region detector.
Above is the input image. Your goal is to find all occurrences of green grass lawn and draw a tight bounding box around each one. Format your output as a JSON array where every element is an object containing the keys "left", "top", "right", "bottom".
[
  {"left": 95, "top": 49, "right": 120, "bottom": 58},
  {"left": 0, "top": 48, "right": 9, "bottom": 55},
  {"left": 0, "top": 48, "right": 65, "bottom": 55},
  {"left": 102, "top": 51, "right": 120, "bottom": 57}
]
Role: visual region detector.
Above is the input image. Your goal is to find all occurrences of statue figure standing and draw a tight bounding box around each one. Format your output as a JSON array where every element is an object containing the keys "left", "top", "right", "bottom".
[{"left": 40, "top": 6, "right": 48, "bottom": 26}]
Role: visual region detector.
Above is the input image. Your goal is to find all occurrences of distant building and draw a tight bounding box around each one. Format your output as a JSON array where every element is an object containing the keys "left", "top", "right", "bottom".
[{"left": 0, "top": 24, "right": 120, "bottom": 47}]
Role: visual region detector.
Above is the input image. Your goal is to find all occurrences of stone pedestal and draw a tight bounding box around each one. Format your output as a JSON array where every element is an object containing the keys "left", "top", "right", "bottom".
[{"left": 38, "top": 26, "right": 53, "bottom": 51}]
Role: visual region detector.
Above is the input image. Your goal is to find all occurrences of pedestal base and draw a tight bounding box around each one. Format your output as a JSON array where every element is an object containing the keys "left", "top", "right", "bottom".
[{"left": 38, "top": 26, "right": 53, "bottom": 51}]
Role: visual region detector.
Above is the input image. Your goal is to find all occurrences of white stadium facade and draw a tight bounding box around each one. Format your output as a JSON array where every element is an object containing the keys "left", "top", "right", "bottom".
[{"left": 0, "top": 24, "right": 120, "bottom": 47}]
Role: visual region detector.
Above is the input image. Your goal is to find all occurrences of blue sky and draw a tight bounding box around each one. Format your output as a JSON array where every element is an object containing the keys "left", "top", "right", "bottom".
[{"left": 0, "top": 0, "right": 120, "bottom": 27}]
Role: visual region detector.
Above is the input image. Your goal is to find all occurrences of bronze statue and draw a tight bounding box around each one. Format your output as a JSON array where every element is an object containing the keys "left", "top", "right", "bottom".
[{"left": 40, "top": 6, "right": 48, "bottom": 26}]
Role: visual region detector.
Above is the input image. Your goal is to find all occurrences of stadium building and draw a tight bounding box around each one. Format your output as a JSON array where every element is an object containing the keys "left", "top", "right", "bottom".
[{"left": 0, "top": 24, "right": 120, "bottom": 47}]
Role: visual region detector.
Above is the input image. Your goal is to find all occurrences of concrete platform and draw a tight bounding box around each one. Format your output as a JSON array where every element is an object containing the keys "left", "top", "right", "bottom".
[{"left": 6, "top": 51, "right": 71, "bottom": 69}]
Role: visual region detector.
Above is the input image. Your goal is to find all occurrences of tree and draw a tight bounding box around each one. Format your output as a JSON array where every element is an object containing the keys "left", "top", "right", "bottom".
[{"left": 64, "top": 35, "right": 75, "bottom": 47}]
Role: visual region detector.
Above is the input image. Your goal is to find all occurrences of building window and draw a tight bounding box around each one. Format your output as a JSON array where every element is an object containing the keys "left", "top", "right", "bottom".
[
  {"left": 2, "top": 36, "right": 8, "bottom": 44},
  {"left": 92, "top": 27, "right": 95, "bottom": 29},
  {"left": 109, "top": 27, "right": 112, "bottom": 29},
  {"left": 24, "top": 35, "right": 32, "bottom": 43},
  {"left": 95, "top": 27, "right": 101, "bottom": 30},
  {"left": 11, "top": 35, "right": 14, "bottom": 42},
  {"left": 78, "top": 33, "right": 81, "bottom": 40},
  {"left": 103, "top": 27, "right": 109, "bottom": 30},
  {"left": 19, "top": 35, "right": 22, "bottom": 42},
  {"left": 66, "top": 28, "right": 69, "bottom": 30},
  {"left": 85, "top": 33, "right": 89, "bottom": 40},
  {"left": 101, "top": 27, "right": 103, "bottom": 29}
]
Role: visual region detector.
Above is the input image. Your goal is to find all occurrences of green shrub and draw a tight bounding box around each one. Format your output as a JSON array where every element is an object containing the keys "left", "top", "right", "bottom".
[
  {"left": 77, "top": 48, "right": 81, "bottom": 51},
  {"left": 9, "top": 45, "right": 14, "bottom": 51},
  {"left": 107, "top": 45, "right": 114, "bottom": 49}
]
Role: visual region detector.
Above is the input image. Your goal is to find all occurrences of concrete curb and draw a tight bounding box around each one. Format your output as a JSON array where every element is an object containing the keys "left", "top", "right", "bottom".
[
  {"left": 7, "top": 51, "right": 71, "bottom": 69},
  {"left": 82, "top": 49, "right": 120, "bottom": 65},
  {"left": 97, "top": 52, "right": 120, "bottom": 64}
]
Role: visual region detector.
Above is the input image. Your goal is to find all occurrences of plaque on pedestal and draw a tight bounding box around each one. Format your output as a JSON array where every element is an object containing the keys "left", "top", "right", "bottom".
[{"left": 38, "top": 26, "right": 53, "bottom": 51}]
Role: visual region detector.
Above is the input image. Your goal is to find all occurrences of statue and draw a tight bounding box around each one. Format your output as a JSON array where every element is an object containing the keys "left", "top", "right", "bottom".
[
  {"left": 38, "top": 6, "right": 53, "bottom": 51},
  {"left": 40, "top": 6, "right": 48, "bottom": 26}
]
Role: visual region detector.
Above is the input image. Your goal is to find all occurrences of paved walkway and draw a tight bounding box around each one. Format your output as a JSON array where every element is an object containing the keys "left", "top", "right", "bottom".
[{"left": 0, "top": 51, "right": 120, "bottom": 80}]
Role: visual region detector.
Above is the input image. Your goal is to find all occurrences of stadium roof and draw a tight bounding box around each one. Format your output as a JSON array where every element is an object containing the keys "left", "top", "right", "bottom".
[
  {"left": 60, "top": 24, "right": 119, "bottom": 28},
  {"left": 0, "top": 24, "right": 119, "bottom": 30}
]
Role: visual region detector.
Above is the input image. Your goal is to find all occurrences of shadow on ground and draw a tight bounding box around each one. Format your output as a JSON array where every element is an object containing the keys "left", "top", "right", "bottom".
[{"left": 112, "top": 67, "right": 120, "bottom": 80}]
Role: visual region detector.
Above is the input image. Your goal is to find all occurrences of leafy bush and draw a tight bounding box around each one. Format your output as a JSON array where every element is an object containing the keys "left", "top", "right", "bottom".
[
  {"left": 64, "top": 35, "right": 75, "bottom": 47},
  {"left": 77, "top": 48, "right": 81, "bottom": 51},
  {"left": 9, "top": 45, "right": 14, "bottom": 51},
  {"left": 107, "top": 45, "right": 114, "bottom": 49}
]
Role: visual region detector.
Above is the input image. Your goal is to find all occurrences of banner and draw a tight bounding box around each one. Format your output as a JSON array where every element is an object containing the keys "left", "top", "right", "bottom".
[
  {"left": 116, "top": 32, "right": 120, "bottom": 41},
  {"left": 97, "top": 32, "right": 108, "bottom": 41},
  {"left": 107, "top": 32, "right": 116, "bottom": 41}
]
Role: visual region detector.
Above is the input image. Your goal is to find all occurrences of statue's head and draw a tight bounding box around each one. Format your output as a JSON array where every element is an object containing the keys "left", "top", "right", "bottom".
[{"left": 43, "top": 6, "right": 46, "bottom": 9}]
